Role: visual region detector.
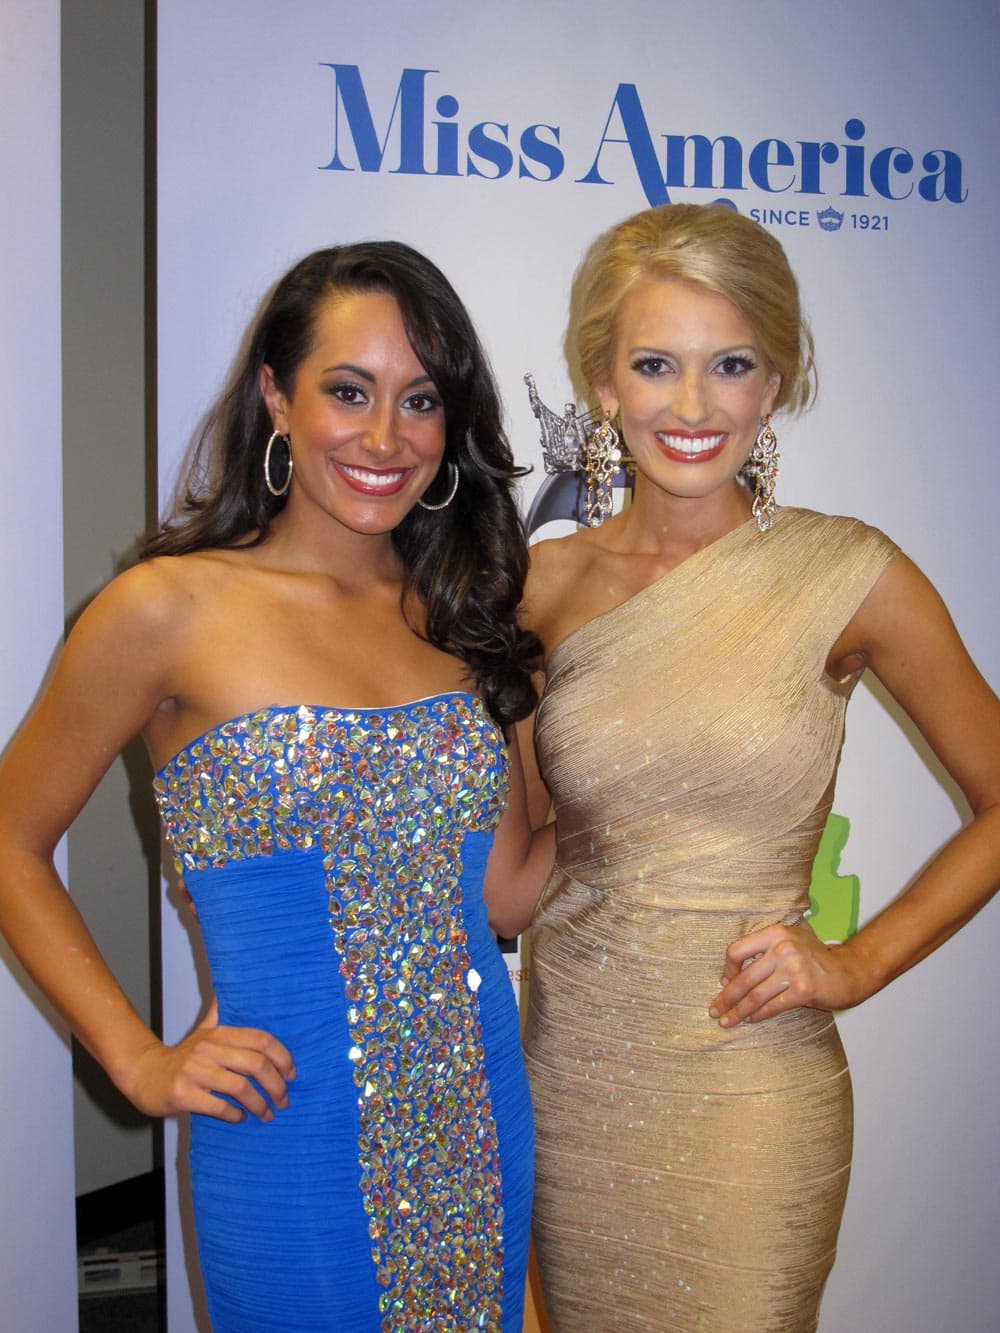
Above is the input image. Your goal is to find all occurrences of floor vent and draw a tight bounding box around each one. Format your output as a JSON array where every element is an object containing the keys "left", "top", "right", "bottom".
[{"left": 78, "top": 1249, "right": 163, "bottom": 1296}]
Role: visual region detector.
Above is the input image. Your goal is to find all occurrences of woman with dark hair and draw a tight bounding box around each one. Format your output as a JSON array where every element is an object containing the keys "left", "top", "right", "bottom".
[
  {"left": 507, "top": 204, "right": 1000, "bottom": 1330},
  {"left": 0, "top": 241, "right": 551, "bottom": 1330}
]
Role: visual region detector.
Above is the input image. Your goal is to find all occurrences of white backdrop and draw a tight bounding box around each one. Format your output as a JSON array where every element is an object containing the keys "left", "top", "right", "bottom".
[
  {"left": 0, "top": 0, "right": 78, "bottom": 1327},
  {"left": 158, "top": 3, "right": 999, "bottom": 1329}
]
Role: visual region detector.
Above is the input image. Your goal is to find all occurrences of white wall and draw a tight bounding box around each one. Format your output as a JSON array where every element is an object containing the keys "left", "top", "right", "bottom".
[
  {"left": 0, "top": 1, "right": 78, "bottom": 1327},
  {"left": 156, "top": 4, "right": 998, "bottom": 1330}
]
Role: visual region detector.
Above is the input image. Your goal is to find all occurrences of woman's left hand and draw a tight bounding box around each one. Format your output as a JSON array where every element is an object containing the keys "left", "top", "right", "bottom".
[{"left": 709, "top": 921, "right": 867, "bottom": 1027}]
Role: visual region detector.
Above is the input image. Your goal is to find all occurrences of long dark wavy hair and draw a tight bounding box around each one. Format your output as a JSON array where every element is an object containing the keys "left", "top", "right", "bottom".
[{"left": 143, "top": 241, "right": 540, "bottom": 725}]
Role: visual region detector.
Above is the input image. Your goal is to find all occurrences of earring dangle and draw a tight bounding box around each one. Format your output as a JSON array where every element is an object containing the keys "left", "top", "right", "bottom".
[
  {"left": 417, "top": 460, "right": 460, "bottom": 511},
  {"left": 749, "top": 417, "right": 780, "bottom": 533},
  {"left": 263, "top": 430, "right": 293, "bottom": 497},
  {"left": 583, "top": 414, "right": 622, "bottom": 527}
]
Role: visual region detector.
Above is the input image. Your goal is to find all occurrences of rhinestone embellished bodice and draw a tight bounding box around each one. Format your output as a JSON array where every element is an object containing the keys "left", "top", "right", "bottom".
[
  {"left": 153, "top": 696, "right": 528, "bottom": 1331},
  {"left": 154, "top": 697, "right": 507, "bottom": 872}
]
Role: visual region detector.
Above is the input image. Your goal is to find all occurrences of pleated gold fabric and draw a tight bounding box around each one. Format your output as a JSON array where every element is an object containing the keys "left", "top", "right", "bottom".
[{"left": 524, "top": 508, "right": 899, "bottom": 1332}]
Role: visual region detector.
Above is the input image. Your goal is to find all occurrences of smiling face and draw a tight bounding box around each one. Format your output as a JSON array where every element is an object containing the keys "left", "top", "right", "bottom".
[
  {"left": 596, "top": 276, "right": 781, "bottom": 511},
  {"left": 260, "top": 289, "right": 447, "bottom": 540}
]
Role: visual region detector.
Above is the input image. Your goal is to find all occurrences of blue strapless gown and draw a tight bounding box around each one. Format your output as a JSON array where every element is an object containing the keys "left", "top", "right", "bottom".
[{"left": 153, "top": 695, "right": 532, "bottom": 1331}]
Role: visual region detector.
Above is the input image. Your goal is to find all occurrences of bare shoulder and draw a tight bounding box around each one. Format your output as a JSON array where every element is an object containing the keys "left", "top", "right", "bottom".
[
  {"left": 523, "top": 527, "right": 614, "bottom": 657},
  {"left": 839, "top": 550, "right": 1000, "bottom": 812},
  {"left": 830, "top": 552, "right": 952, "bottom": 673},
  {"left": 526, "top": 531, "right": 602, "bottom": 611},
  {"left": 855, "top": 551, "right": 950, "bottom": 636},
  {"left": 0, "top": 558, "right": 213, "bottom": 835},
  {"left": 71, "top": 552, "right": 220, "bottom": 652},
  {"left": 832, "top": 550, "right": 997, "bottom": 728},
  {"left": 61, "top": 551, "right": 256, "bottom": 713}
]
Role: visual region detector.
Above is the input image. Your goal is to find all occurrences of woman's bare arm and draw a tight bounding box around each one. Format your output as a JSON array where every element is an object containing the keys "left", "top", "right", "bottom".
[
  {"left": 711, "top": 555, "right": 1000, "bottom": 1026},
  {"left": 0, "top": 563, "right": 294, "bottom": 1119},
  {"left": 483, "top": 728, "right": 556, "bottom": 938}
]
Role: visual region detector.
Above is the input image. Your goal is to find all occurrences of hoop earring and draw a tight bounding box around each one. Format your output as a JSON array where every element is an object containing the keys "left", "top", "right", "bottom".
[
  {"left": 583, "top": 414, "right": 622, "bottom": 528},
  {"left": 264, "top": 431, "right": 293, "bottom": 497},
  {"left": 749, "top": 417, "right": 780, "bottom": 532},
  {"left": 417, "top": 460, "right": 459, "bottom": 511}
]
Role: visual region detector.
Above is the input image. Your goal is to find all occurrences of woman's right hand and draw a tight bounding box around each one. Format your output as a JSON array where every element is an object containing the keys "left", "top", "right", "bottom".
[
  {"left": 0, "top": 566, "right": 293, "bottom": 1126},
  {"left": 121, "top": 999, "right": 296, "bottom": 1123}
]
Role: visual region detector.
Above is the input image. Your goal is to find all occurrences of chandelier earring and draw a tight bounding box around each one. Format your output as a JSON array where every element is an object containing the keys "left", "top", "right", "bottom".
[
  {"left": 583, "top": 412, "right": 622, "bottom": 528},
  {"left": 263, "top": 430, "right": 294, "bottom": 497},
  {"left": 417, "top": 460, "right": 460, "bottom": 511},
  {"left": 748, "top": 416, "right": 780, "bottom": 533}
]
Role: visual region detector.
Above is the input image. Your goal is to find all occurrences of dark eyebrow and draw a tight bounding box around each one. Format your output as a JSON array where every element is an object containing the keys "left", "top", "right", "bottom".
[
  {"left": 321, "top": 362, "right": 376, "bottom": 382},
  {"left": 320, "top": 363, "right": 436, "bottom": 390}
]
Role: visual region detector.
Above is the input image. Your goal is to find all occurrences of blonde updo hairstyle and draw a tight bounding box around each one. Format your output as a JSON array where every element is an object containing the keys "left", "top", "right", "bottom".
[{"left": 567, "top": 203, "right": 816, "bottom": 415}]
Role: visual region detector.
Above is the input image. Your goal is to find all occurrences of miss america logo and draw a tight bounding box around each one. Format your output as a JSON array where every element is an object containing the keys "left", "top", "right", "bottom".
[{"left": 319, "top": 65, "right": 967, "bottom": 207}]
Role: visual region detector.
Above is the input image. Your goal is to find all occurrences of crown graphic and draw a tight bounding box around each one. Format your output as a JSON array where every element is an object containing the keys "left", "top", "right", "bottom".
[
  {"left": 817, "top": 205, "right": 845, "bottom": 232},
  {"left": 523, "top": 373, "right": 599, "bottom": 472}
]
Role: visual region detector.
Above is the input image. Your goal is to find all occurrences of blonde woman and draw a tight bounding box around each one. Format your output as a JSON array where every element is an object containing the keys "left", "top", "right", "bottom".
[{"left": 503, "top": 204, "right": 1000, "bottom": 1331}]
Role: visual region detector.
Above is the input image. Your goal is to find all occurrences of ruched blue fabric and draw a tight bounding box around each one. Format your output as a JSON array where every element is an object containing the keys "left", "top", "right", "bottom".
[{"left": 154, "top": 696, "right": 532, "bottom": 1331}]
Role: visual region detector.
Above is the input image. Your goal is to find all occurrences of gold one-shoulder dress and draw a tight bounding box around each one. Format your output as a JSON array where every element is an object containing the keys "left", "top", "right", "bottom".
[{"left": 524, "top": 509, "right": 898, "bottom": 1331}]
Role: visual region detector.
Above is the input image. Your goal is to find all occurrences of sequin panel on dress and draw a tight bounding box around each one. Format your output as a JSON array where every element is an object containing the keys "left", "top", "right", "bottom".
[
  {"left": 153, "top": 699, "right": 510, "bottom": 1329},
  {"left": 152, "top": 698, "right": 506, "bottom": 871}
]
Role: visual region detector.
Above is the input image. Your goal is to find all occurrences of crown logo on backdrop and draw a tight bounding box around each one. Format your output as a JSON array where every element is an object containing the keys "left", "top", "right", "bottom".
[
  {"left": 817, "top": 205, "right": 845, "bottom": 232},
  {"left": 524, "top": 373, "right": 603, "bottom": 473}
]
